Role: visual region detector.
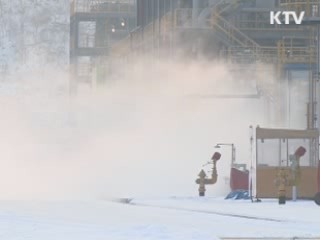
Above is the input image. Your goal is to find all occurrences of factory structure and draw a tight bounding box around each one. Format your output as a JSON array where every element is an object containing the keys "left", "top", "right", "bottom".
[{"left": 70, "top": 0, "right": 320, "bottom": 200}]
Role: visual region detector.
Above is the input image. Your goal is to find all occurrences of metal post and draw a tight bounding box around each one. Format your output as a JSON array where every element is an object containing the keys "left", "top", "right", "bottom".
[
  {"left": 255, "top": 126, "right": 258, "bottom": 199},
  {"left": 317, "top": 0, "right": 320, "bottom": 130},
  {"left": 231, "top": 144, "right": 235, "bottom": 167},
  {"left": 292, "top": 184, "right": 297, "bottom": 201},
  {"left": 152, "top": 0, "right": 155, "bottom": 58},
  {"left": 158, "top": 0, "right": 160, "bottom": 53},
  {"left": 249, "top": 126, "right": 253, "bottom": 199},
  {"left": 170, "top": 0, "right": 174, "bottom": 57},
  {"left": 279, "top": 139, "right": 282, "bottom": 166},
  {"left": 192, "top": 0, "right": 200, "bottom": 27}
]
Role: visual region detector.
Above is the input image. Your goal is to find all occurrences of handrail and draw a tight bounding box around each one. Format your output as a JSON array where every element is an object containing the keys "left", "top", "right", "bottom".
[
  {"left": 279, "top": 0, "right": 320, "bottom": 16},
  {"left": 112, "top": 3, "right": 316, "bottom": 65},
  {"left": 70, "top": 0, "right": 135, "bottom": 15},
  {"left": 212, "top": 12, "right": 260, "bottom": 50},
  {"left": 224, "top": 45, "right": 316, "bottom": 64},
  {"left": 279, "top": 0, "right": 319, "bottom": 5},
  {"left": 236, "top": 20, "right": 305, "bottom": 31}
]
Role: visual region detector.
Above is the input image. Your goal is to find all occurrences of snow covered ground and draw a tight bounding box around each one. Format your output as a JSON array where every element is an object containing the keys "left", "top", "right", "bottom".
[
  {"left": 0, "top": 60, "right": 317, "bottom": 239},
  {"left": 0, "top": 197, "right": 319, "bottom": 240}
]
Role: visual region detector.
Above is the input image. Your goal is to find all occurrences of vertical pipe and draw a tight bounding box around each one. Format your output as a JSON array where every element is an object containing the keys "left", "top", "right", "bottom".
[
  {"left": 249, "top": 126, "right": 253, "bottom": 199},
  {"left": 192, "top": 0, "right": 200, "bottom": 27},
  {"left": 314, "top": 16, "right": 318, "bottom": 164},
  {"left": 287, "top": 70, "right": 291, "bottom": 127},
  {"left": 255, "top": 126, "right": 258, "bottom": 199},
  {"left": 317, "top": 0, "right": 320, "bottom": 130},
  {"left": 158, "top": 0, "right": 160, "bottom": 57},
  {"left": 279, "top": 139, "right": 282, "bottom": 166},
  {"left": 286, "top": 139, "right": 289, "bottom": 166},
  {"left": 231, "top": 144, "right": 235, "bottom": 167},
  {"left": 169, "top": 0, "right": 172, "bottom": 57},
  {"left": 292, "top": 185, "right": 297, "bottom": 201},
  {"left": 151, "top": 0, "right": 155, "bottom": 57}
]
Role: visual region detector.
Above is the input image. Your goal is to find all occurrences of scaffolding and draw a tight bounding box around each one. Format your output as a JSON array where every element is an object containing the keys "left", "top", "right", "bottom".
[
  {"left": 109, "top": 0, "right": 317, "bottom": 109},
  {"left": 70, "top": 0, "right": 136, "bottom": 91},
  {"left": 110, "top": 1, "right": 317, "bottom": 81},
  {"left": 279, "top": 0, "right": 320, "bottom": 16},
  {"left": 71, "top": 0, "right": 135, "bottom": 15}
]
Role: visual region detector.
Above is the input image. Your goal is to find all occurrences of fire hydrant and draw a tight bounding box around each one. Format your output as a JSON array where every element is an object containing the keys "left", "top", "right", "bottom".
[
  {"left": 275, "top": 168, "right": 289, "bottom": 204},
  {"left": 274, "top": 146, "right": 306, "bottom": 204},
  {"left": 195, "top": 152, "right": 221, "bottom": 197},
  {"left": 197, "top": 170, "right": 207, "bottom": 197}
]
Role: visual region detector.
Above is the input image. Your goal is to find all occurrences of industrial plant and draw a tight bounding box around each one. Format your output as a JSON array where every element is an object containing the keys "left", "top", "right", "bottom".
[
  {"left": 2, "top": 1, "right": 320, "bottom": 239},
  {"left": 70, "top": 0, "right": 320, "bottom": 203}
]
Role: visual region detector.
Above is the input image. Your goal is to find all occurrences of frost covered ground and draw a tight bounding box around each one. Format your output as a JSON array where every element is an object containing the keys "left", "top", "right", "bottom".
[
  {"left": 0, "top": 67, "right": 317, "bottom": 239},
  {"left": 0, "top": 197, "right": 319, "bottom": 240},
  {"left": 0, "top": 80, "right": 318, "bottom": 239}
]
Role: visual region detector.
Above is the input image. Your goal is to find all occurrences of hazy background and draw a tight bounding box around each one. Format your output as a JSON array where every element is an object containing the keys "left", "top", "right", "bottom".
[
  {"left": 0, "top": 0, "right": 69, "bottom": 75},
  {"left": 0, "top": 0, "right": 270, "bottom": 201},
  {"left": 0, "top": 58, "right": 267, "bottom": 200}
]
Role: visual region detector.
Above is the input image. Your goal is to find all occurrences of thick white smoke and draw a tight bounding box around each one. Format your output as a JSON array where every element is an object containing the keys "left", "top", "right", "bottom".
[{"left": 0, "top": 59, "right": 267, "bottom": 200}]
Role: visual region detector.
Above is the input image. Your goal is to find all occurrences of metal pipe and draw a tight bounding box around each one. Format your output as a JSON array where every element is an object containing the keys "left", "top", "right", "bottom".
[
  {"left": 215, "top": 143, "right": 235, "bottom": 167},
  {"left": 158, "top": 0, "right": 160, "bottom": 57},
  {"left": 279, "top": 139, "right": 282, "bottom": 166},
  {"left": 249, "top": 126, "right": 254, "bottom": 199},
  {"left": 317, "top": 0, "right": 320, "bottom": 130}
]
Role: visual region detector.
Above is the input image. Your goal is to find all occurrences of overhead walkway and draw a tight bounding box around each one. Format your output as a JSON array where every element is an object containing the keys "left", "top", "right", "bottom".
[
  {"left": 279, "top": 0, "right": 320, "bottom": 16},
  {"left": 111, "top": 2, "right": 314, "bottom": 78},
  {"left": 112, "top": 0, "right": 317, "bottom": 66}
]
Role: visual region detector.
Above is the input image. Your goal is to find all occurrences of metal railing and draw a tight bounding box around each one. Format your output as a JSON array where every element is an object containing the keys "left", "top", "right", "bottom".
[
  {"left": 279, "top": 0, "right": 320, "bottom": 16},
  {"left": 277, "top": 40, "right": 316, "bottom": 64},
  {"left": 70, "top": 0, "right": 135, "bottom": 15},
  {"left": 173, "top": 7, "right": 261, "bottom": 56},
  {"left": 112, "top": 10, "right": 173, "bottom": 57},
  {"left": 236, "top": 20, "right": 305, "bottom": 31},
  {"left": 212, "top": 11, "right": 260, "bottom": 50},
  {"left": 112, "top": 2, "right": 317, "bottom": 65},
  {"left": 224, "top": 45, "right": 316, "bottom": 63}
]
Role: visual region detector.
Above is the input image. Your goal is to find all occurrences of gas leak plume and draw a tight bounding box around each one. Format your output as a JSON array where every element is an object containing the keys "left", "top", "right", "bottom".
[{"left": 0, "top": 58, "right": 268, "bottom": 200}]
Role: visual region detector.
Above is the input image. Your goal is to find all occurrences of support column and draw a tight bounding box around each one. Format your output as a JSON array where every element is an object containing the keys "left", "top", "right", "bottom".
[{"left": 192, "top": 0, "right": 200, "bottom": 27}]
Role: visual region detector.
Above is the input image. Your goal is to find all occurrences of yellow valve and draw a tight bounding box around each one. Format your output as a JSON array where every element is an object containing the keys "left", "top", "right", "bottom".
[
  {"left": 275, "top": 168, "right": 289, "bottom": 204},
  {"left": 195, "top": 152, "right": 221, "bottom": 196}
]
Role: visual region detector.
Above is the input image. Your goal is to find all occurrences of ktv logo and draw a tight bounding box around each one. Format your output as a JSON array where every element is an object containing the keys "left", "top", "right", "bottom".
[{"left": 270, "top": 11, "right": 305, "bottom": 25}]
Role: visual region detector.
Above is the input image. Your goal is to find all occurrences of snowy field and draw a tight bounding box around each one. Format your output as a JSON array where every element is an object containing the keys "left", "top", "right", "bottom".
[
  {"left": 0, "top": 197, "right": 319, "bottom": 240},
  {"left": 1, "top": 1, "right": 318, "bottom": 239},
  {"left": 0, "top": 80, "right": 318, "bottom": 240},
  {"left": 0, "top": 64, "right": 317, "bottom": 239}
]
